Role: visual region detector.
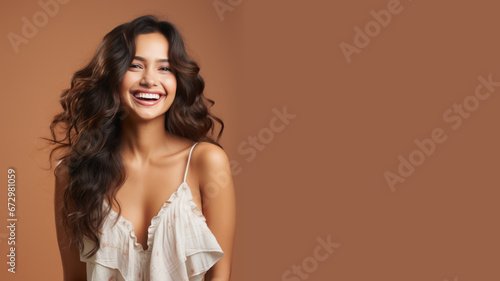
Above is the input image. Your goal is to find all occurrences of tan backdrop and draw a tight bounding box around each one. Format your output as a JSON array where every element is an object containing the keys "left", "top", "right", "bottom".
[{"left": 1, "top": 0, "right": 499, "bottom": 280}]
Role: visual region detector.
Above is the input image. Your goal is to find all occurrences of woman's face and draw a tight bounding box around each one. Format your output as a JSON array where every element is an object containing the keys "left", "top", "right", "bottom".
[{"left": 118, "top": 32, "right": 177, "bottom": 121}]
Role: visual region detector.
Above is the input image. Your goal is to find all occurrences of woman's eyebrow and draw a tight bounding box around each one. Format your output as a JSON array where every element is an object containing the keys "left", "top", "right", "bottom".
[{"left": 133, "top": 56, "right": 169, "bottom": 63}]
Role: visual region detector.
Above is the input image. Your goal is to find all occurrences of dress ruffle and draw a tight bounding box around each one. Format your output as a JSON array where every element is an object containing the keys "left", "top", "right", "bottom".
[{"left": 80, "top": 182, "right": 224, "bottom": 281}]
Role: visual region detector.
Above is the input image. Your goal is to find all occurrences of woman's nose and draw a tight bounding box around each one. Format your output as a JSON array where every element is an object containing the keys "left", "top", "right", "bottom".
[{"left": 140, "top": 71, "right": 158, "bottom": 87}]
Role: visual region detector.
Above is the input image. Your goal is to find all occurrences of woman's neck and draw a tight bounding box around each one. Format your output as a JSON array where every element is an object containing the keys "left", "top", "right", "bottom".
[{"left": 119, "top": 115, "right": 170, "bottom": 165}]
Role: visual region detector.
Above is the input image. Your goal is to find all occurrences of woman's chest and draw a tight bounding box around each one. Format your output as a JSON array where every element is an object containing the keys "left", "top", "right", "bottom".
[{"left": 107, "top": 171, "right": 203, "bottom": 248}]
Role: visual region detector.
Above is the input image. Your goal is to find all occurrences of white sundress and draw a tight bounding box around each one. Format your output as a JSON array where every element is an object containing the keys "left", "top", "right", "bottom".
[{"left": 79, "top": 142, "right": 224, "bottom": 280}]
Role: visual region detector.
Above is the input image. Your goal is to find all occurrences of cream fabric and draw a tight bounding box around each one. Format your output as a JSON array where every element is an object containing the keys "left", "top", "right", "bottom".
[{"left": 79, "top": 142, "right": 224, "bottom": 280}]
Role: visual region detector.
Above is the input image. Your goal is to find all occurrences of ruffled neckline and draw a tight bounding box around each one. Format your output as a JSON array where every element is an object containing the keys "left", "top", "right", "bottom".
[{"left": 103, "top": 181, "right": 203, "bottom": 252}]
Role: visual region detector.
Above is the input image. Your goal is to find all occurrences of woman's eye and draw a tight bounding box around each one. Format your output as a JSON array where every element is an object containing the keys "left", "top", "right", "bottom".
[
  {"left": 159, "top": 66, "right": 171, "bottom": 72},
  {"left": 130, "top": 64, "right": 142, "bottom": 69}
]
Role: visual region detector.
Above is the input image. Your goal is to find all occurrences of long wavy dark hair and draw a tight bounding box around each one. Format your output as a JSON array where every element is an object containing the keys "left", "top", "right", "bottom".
[{"left": 44, "top": 15, "right": 224, "bottom": 259}]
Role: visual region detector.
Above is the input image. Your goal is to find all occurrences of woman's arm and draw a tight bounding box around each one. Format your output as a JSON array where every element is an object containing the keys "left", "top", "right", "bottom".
[
  {"left": 54, "top": 161, "right": 87, "bottom": 281},
  {"left": 197, "top": 143, "right": 237, "bottom": 281}
]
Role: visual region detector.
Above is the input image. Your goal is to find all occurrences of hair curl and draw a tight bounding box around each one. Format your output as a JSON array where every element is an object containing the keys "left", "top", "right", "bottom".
[{"left": 44, "top": 15, "right": 224, "bottom": 259}]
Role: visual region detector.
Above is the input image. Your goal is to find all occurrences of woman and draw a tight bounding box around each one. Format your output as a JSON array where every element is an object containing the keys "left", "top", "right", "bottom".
[{"left": 47, "top": 15, "right": 236, "bottom": 281}]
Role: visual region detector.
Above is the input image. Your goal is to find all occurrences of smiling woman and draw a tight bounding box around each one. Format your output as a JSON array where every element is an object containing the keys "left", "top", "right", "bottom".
[
  {"left": 45, "top": 15, "right": 236, "bottom": 281},
  {"left": 120, "top": 32, "right": 177, "bottom": 119}
]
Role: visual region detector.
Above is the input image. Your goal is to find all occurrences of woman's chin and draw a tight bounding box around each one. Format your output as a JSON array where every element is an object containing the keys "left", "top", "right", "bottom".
[{"left": 122, "top": 110, "right": 167, "bottom": 123}]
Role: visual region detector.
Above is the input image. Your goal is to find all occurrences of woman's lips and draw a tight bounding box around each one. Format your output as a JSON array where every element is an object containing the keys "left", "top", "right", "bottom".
[{"left": 130, "top": 92, "right": 166, "bottom": 106}]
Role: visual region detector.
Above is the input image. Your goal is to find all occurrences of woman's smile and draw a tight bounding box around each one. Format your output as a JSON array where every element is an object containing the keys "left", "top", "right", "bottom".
[{"left": 130, "top": 89, "right": 167, "bottom": 106}]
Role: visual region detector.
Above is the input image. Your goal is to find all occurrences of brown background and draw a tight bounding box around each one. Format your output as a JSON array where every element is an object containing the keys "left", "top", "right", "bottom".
[{"left": 1, "top": 0, "right": 499, "bottom": 280}]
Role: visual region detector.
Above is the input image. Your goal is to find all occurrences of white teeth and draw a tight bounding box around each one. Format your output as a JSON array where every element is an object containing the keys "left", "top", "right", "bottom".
[{"left": 133, "top": 92, "right": 160, "bottom": 100}]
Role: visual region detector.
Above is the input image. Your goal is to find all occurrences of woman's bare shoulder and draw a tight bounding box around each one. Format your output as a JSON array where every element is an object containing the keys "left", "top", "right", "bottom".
[
  {"left": 193, "top": 141, "right": 229, "bottom": 166},
  {"left": 54, "top": 159, "right": 70, "bottom": 184},
  {"left": 191, "top": 141, "right": 232, "bottom": 189}
]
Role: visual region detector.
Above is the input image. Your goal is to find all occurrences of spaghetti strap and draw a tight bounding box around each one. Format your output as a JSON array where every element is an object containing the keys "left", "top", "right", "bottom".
[{"left": 183, "top": 142, "right": 199, "bottom": 183}]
